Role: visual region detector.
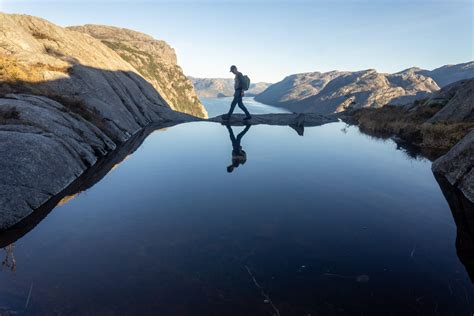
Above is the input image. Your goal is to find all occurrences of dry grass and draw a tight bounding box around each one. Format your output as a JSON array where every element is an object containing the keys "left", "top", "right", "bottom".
[
  {"left": 0, "top": 55, "right": 110, "bottom": 135},
  {"left": 351, "top": 104, "right": 474, "bottom": 152},
  {"left": 0, "top": 55, "right": 68, "bottom": 84},
  {"left": 31, "top": 31, "right": 56, "bottom": 41},
  {"left": 420, "top": 122, "right": 474, "bottom": 149}
]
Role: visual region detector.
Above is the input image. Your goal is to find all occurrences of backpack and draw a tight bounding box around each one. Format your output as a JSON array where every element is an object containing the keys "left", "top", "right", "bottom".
[{"left": 242, "top": 75, "right": 251, "bottom": 91}]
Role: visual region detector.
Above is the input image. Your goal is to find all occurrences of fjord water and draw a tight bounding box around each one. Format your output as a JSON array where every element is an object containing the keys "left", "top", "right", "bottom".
[
  {"left": 0, "top": 121, "right": 472, "bottom": 313},
  {"left": 202, "top": 96, "right": 290, "bottom": 117}
]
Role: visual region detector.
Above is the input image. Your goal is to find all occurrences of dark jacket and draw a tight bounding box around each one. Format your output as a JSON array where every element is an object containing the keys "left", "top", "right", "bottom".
[{"left": 234, "top": 72, "right": 244, "bottom": 96}]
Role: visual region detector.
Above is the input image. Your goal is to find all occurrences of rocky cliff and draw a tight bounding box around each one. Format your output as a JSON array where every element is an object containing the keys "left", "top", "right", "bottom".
[
  {"left": 68, "top": 25, "right": 207, "bottom": 118},
  {"left": 0, "top": 13, "right": 197, "bottom": 230},
  {"left": 433, "top": 130, "right": 474, "bottom": 203},
  {"left": 255, "top": 69, "right": 439, "bottom": 114},
  {"left": 189, "top": 77, "right": 272, "bottom": 98},
  {"left": 427, "top": 79, "right": 474, "bottom": 123},
  {"left": 430, "top": 79, "right": 474, "bottom": 202}
]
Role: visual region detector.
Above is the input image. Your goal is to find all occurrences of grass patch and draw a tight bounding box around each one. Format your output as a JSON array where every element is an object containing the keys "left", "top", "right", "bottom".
[
  {"left": 0, "top": 55, "right": 68, "bottom": 84},
  {"left": 0, "top": 56, "right": 118, "bottom": 140},
  {"left": 350, "top": 103, "right": 474, "bottom": 152},
  {"left": 31, "top": 31, "right": 56, "bottom": 41}
]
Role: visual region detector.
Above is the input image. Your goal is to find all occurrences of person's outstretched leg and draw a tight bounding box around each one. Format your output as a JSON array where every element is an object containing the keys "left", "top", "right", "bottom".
[
  {"left": 224, "top": 96, "right": 238, "bottom": 120},
  {"left": 237, "top": 97, "right": 251, "bottom": 119}
]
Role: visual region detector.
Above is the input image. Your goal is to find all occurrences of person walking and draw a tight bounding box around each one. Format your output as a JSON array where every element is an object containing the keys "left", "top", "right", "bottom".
[{"left": 223, "top": 65, "right": 252, "bottom": 121}]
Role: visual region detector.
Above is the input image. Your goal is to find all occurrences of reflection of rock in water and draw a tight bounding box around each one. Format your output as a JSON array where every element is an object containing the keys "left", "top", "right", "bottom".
[
  {"left": 436, "top": 176, "right": 474, "bottom": 281},
  {"left": 355, "top": 124, "right": 446, "bottom": 161},
  {"left": 2, "top": 243, "right": 16, "bottom": 272},
  {"left": 289, "top": 123, "right": 304, "bottom": 136},
  {"left": 0, "top": 123, "right": 169, "bottom": 249}
]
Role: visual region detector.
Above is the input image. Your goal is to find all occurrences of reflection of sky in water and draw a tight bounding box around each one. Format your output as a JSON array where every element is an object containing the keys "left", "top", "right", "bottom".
[{"left": 0, "top": 121, "right": 471, "bottom": 315}]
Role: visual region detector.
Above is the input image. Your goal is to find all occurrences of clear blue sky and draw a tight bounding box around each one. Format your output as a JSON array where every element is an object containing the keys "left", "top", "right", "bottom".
[{"left": 2, "top": 0, "right": 472, "bottom": 82}]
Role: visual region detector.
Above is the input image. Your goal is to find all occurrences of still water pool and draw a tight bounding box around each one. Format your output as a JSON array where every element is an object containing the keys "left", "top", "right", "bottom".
[{"left": 0, "top": 117, "right": 472, "bottom": 315}]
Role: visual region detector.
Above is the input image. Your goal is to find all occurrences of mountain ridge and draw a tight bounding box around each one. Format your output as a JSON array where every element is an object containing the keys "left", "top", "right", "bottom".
[
  {"left": 255, "top": 68, "right": 440, "bottom": 114},
  {"left": 254, "top": 62, "right": 474, "bottom": 114},
  {"left": 189, "top": 77, "right": 272, "bottom": 98}
]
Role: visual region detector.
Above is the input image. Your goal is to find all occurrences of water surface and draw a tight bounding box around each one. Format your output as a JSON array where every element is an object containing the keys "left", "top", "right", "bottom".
[
  {"left": 0, "top": 117, "right": 472, "bottom": 315},
  {"left": 202, "top": 96, "right": 290, "bottom": 117}
]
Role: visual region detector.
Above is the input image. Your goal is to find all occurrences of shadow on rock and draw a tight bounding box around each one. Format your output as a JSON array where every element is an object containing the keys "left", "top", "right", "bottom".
[{"left": 436, "top": 176, "right": 474, "bottom": 282}]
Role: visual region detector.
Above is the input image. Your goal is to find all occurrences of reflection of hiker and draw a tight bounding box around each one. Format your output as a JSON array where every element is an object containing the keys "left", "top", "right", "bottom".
[
  {"left": 225, "top": 124, "right": 251, "bottom": 173},
  {"left": 223, "top": 65, "right": 252, "bottom": 121}
]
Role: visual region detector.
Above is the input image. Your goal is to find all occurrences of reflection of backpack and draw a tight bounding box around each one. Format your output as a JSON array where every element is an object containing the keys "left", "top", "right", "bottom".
[{"left": 242, "top": 75, "right": 251, "bottom": 91}]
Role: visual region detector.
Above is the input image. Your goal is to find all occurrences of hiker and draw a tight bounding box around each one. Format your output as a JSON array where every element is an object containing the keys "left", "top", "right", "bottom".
[
  {"left": 225, "top": 123, "right": 251, "bottom": 173},
  {"left": 223, "top": 65, "right": 252, "bottom": 121}
]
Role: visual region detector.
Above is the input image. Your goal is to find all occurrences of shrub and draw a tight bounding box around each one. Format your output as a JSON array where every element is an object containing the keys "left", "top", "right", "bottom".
[{"left": 0, "top": 107, "right": 20, "bottom": 123}]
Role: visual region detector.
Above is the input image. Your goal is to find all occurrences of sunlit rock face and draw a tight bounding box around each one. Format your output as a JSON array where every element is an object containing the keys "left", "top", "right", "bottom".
[
  {"left": 0, "top": 13, "right": 198, "bottom": 229},
  {"left": 255, "top": 69, "right": 440, "bottom": 114},
  {"left": 69, "top": 24, "right": 208, "bottom": 119},
  {"left": 0, "top": 13, "right": 186, "bottom": 140}
]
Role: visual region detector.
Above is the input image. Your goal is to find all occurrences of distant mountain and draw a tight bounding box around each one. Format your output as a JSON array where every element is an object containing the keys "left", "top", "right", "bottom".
[
  {"left": 255, "top": 62, "right": 474, "bottom": 115},
  {"left": 189, "top": 77, "right": 272, "bottom": 98},
  {"left": 255, "top": 69, "right": 439, "bottom": 114},
  {"left": 404, "top": 61, "right": 474, "bottom": 88}
]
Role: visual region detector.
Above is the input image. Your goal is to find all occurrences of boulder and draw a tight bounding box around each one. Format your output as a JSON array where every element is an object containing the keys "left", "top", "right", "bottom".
[{"left": 432, "top": 130, "right": 474, "bottom": 203}]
